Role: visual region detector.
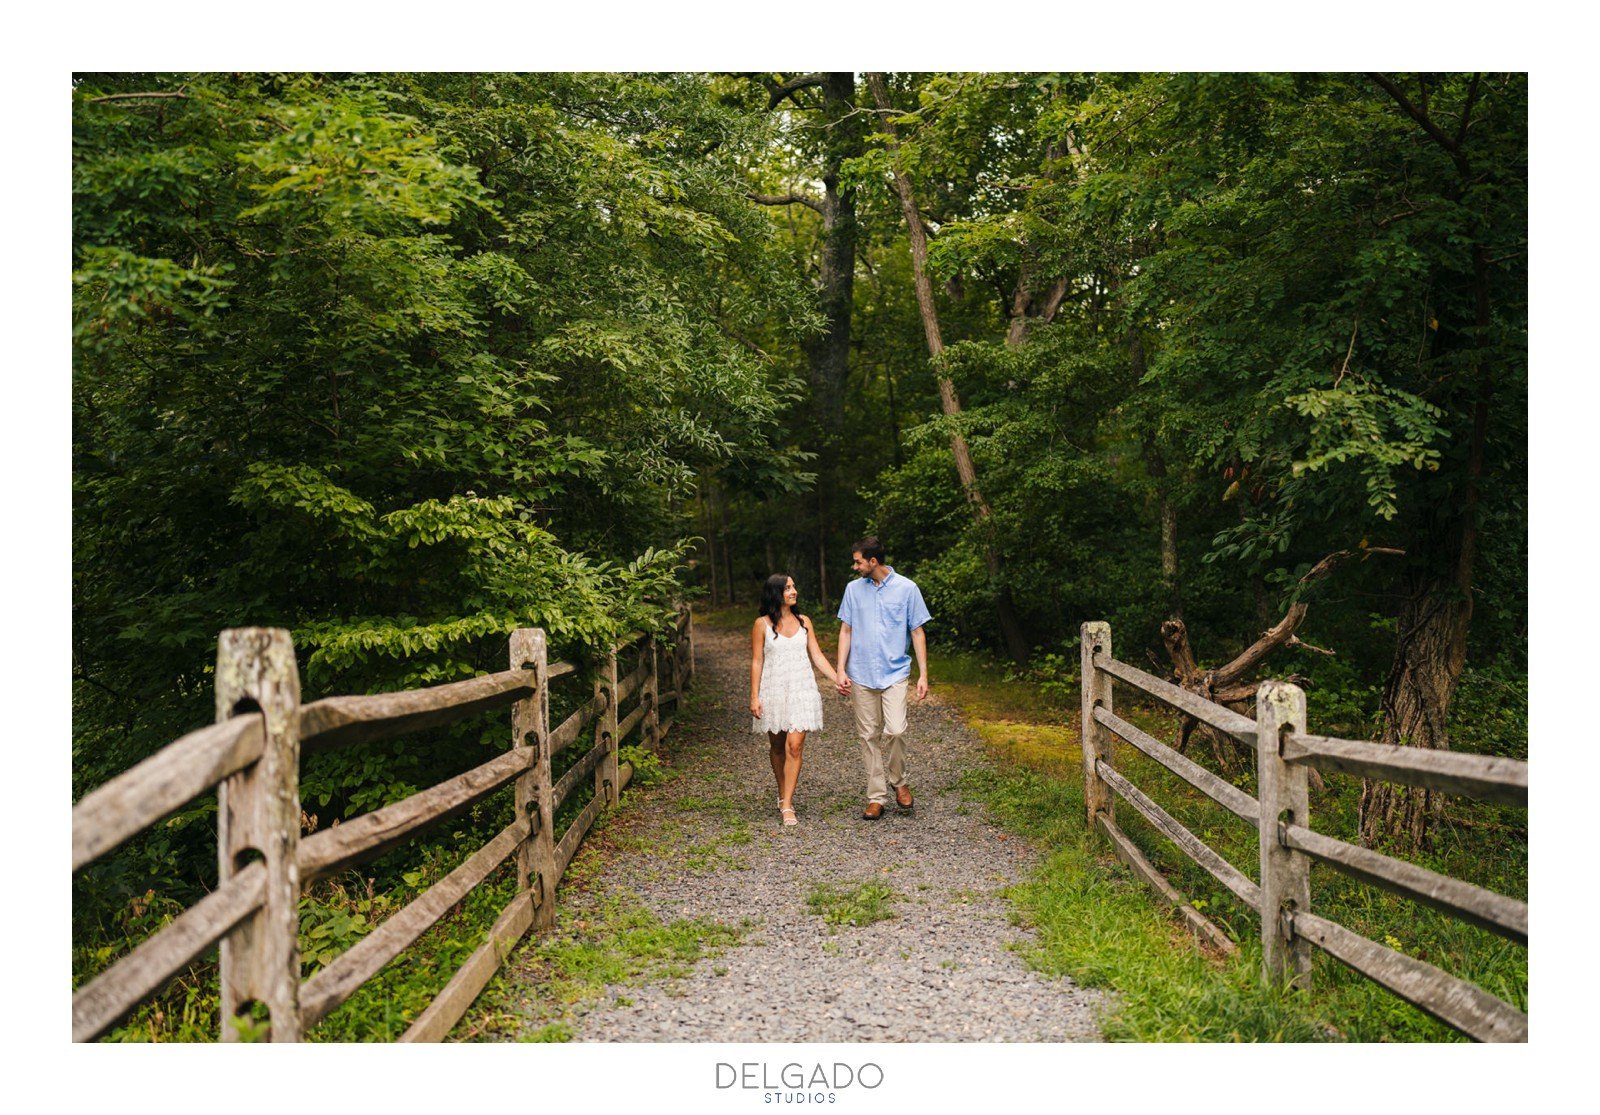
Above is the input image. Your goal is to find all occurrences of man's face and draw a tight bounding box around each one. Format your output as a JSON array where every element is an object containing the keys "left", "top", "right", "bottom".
[{"left": 851, "top": 551, "right": 878, "bottom": 578}]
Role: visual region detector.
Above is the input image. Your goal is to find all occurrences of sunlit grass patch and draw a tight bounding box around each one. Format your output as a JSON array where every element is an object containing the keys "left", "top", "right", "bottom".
[
  {"left": 805, "top": 880, "right": 899, "bottom": 928},
  {"left": 470, "top": 895, "right": 748, "bottom": 1039}
]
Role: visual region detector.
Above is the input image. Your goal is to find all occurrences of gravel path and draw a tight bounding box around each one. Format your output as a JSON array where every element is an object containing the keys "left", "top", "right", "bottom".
[{"left": 497, "top": 622, "right": 1106, "bottom": 1042}]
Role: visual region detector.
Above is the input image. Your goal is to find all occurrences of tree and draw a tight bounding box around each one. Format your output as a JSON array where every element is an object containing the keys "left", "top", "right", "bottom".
[
  {"left": 72, "top": 71, "right": 813, "bottom": 838},
  {"left": 1060, "top": 72, "right": 1527, "bottom": 849},
  {"left": 741, "top": 73, "right": 866, "bottom": 609},
  {"left": 864, "top": 72, "right": 1033, "bottom": 663}
]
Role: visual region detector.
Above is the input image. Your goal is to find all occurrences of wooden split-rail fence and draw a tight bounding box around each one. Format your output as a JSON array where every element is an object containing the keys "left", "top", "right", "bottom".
[
  {"left": 1078, "top": 621, "right": 1528, "bottom": 1042},
  {"left": 71, "top": 606, "right": 695, "bottom": 1042}
]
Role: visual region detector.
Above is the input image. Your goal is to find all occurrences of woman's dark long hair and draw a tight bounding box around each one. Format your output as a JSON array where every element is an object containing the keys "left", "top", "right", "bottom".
[{"left": 759, "top": 573, "right": 808, "bottom": 639}]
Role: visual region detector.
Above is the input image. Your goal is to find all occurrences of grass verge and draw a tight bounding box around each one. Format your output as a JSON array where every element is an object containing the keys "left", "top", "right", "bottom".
[{"left": 938, "top": 645, "right": 1526, "bottom": 1043}]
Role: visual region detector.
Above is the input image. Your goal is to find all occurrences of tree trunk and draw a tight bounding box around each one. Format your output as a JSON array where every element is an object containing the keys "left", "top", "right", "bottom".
[
  {"left": 1357, "top": 73, "right": 1497, "bottom": 853},
  {"left": 1358, "top": 571, "right": 1471, "bottom": 849},
  {"left": 867, "top": 71, "right": 1030, "bottom": 665},
  {"left": 1359, "top": 395, "right": 1486, "bottom": 851},
  {"left": 1134, "top": 328, "right": 1183, "bottom": 621},
  {"left": 817, "top": 500, "right": 830, "bottom": 614},
  {"left": 801, "top": 74, "right": 861, "bottom": 605}
]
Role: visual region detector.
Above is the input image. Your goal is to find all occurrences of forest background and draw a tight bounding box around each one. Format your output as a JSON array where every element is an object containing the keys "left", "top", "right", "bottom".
[{"left": 69, "top": 71, "right": 1528, "bottom": 1042}]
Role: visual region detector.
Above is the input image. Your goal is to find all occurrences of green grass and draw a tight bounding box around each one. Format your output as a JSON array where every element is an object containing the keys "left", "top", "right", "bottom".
[
  {"left": 805, "top": 880, "right": 899, "bottom": 928},
  {"left": 938, "top": 645, "right": 1527, "bottom": 1043},
  {"left": 465, "top": 893, "right": 748, "bottom": 1039}
]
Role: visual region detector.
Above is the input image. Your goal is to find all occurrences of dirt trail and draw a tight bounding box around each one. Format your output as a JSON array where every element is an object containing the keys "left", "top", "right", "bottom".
[{"left": 494, "top": 622, "right": 1105, "bottom": 1041}]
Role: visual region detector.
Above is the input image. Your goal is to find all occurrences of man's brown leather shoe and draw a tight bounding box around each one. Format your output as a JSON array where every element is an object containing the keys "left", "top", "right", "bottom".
[
  {"left": 862, "top": 802, "right": 884, "bottom": 820},
  {"left": 894, "top": 784, "right": 914, "bottom": 811}
]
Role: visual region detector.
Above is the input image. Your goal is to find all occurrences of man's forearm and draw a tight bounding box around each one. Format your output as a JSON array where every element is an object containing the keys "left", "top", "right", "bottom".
[{"left": 836, "top": 628, "right": 851, "bottom": 678}]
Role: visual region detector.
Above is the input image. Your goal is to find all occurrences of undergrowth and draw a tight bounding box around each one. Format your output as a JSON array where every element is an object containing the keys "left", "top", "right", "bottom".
[{"left": 939, "top": 644, "right": 1528, "bottom": 1043}]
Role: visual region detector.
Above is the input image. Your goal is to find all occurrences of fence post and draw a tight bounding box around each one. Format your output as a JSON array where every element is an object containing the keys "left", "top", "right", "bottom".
[
  {"left": 644, "top": 635, "right": 661, "bottom": 753},
  {"left": 215, "top": 627, "right": 302, "bottom": 1042},
  {"left": 1079, "top": 621, "right": 1115, "bottom": 831},
  {"left": 1256, "top": 679, "right": 1311, "bottom": 988},
  {"left": 596, "top": 647, "right": 620, "bottom": 808},
  {"left": 511, "top": 629, "right": 556, "bottom": 931}
]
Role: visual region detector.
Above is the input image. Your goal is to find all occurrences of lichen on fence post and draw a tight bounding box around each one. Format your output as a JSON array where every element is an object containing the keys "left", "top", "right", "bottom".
[
  {"left": 597, "top": 647, "right": 620, "bottom": 808},
  {"left": 215, "top": 627, "right": 302, "bottom": 1041},
  {"left": 1256, "top": 679, "right": 1311, "bottom": 988},
  {"left": 511, "top": 629, "right": 556, "bottom": 931},
  {"left": 1079, "top": 621, "right": 1115, "bottom": 830}
]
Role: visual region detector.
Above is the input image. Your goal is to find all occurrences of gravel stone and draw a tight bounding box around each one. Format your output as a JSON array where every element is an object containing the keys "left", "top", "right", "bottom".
[{"left": 495, "top": 623, "right": 1108, "bottom": 1042}]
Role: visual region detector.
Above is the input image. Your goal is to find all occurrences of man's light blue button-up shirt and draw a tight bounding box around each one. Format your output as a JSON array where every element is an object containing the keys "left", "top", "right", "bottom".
[{"left": 837, "top": 567, "right": 932, "bottom": 689}]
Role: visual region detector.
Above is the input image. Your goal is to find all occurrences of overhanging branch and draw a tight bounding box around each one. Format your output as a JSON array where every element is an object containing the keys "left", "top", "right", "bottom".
[
  {"left": 1367, "top": 73, "right": 1462, "bottom": 157},
  {"left": 747, "top": 191, "right": 825, "bottom": 214}
]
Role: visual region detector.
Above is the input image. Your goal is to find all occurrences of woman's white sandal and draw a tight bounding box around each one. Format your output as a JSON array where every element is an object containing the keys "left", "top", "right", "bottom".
[{"left": 780, "top": 804, "right": 798, "bottom": 826}]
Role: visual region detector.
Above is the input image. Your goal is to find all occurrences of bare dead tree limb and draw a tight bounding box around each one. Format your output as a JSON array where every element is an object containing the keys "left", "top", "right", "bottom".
[
  {"left": 1160, "top": 545, "right": 1405, "bottom": 775},
  {"left": 1286, "top": 634, "right": 1337, "bottom": 657},
  {"left": 747, "top": 191, "right": 825, "bottom": 214},
  {"left": 1210, "top": 547, "right": 1403, "bottom": 687}
]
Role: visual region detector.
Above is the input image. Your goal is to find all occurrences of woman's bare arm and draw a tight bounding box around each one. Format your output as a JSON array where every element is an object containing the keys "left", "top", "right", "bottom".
[
  {"left": 750, "top": 618, "right": 766, "bottom": 717},
  {"left": 805, "top": 620, "right": 839, "bottom": 683}
]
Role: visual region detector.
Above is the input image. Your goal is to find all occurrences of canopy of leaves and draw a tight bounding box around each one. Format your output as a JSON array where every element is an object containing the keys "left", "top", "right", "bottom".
[{"left": 73, "top": 73, "right": 815, "bottom": 826}]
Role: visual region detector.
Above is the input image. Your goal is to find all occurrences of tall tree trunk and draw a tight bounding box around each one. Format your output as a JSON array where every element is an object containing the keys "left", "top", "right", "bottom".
[
  {"left": 1359, "top": 344, "right": 1489, "bottom": 850},
  {"left": 867, "top": 72, "right": 1030, "bottom": 665},
  {"left": 804, "top": 74, "right": 862, "bottom": 612},
  {"left": 801, "top": 73, "right": 860, "bottom": 441},
  {"left": 1131, "top": 330, "right": 1183, "bottom": 620},
  {"left": 1358, "top": 75, "right": 1495, "bottom": 851},
  {"left": 1358, "top": 563, "right": 1473, "bottom": 849},
  {"left": 746, "top": 73, "right": 862, "bottom": 612},
  {"left": 1144, "top": 443, "right": 1183, "bottom": 620},
  {"left": 817, "top": 490, "right": 830, "bottom": 612}
]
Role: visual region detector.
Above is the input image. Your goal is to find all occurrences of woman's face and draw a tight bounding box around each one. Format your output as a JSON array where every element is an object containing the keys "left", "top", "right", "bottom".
[{"left": 783, "top": 578, "right": 797, "bottom": 606}]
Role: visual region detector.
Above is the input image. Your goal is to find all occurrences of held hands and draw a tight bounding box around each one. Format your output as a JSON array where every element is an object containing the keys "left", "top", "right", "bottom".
[{"left": 835, "top": 675, "right": 852, "bottom": 698}]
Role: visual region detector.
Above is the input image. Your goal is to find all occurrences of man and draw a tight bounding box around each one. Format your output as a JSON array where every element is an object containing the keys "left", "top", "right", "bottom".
[{"left": 835, "top": 536, "right": 931, "bottom": 820}]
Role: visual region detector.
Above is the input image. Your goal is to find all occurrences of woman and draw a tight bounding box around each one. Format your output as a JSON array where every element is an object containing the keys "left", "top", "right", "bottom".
[{"left": 750, "top": 573, "right": 842, "bottom": 825}]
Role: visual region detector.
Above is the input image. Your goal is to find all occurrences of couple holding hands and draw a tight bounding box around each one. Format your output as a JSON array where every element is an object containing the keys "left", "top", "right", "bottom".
[{"left": 749, "top": 536, "right": 932, "bottom": 826}]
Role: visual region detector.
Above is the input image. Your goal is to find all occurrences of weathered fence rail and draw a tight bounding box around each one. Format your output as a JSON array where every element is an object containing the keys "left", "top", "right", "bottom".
[
  {"left": 72, "top": 606, "right": 695, "bottom": 1042},
  {"left": 1079, "top": 620, "right": 1528, "bottom": 1042}
]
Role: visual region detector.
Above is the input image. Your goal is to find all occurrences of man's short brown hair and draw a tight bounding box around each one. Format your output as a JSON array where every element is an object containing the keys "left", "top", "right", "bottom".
[{"left": 852, "top": 536, "right": 886, "bottom": 563}]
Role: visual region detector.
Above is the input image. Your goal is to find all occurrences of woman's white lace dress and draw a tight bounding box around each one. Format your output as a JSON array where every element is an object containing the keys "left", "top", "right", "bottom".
[{"left": 752, "top": 624, "right": 824, "bottom": 734}]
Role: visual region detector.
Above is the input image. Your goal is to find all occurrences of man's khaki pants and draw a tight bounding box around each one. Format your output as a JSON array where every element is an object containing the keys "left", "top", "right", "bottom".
[{"left": 850, "top": 678, "right": 909, "bottom": 806}]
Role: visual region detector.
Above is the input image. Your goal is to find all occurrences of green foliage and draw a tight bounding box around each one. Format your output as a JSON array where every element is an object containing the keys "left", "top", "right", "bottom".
[
  {"left": 73, "top": 72, "right": 814, "bottom": 942},
  {"left": 617, "top": 743, "right": 667, "bottom": 787},
  {"left": 817, "top": 72, "right": 1526, "bottom": 698}
]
